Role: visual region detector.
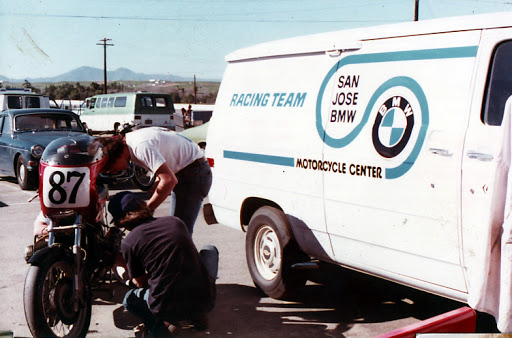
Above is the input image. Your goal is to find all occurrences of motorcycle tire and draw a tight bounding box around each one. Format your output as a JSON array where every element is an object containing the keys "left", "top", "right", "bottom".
[
  {"left": 132, "top": 164, "right": 155, "bottom": 191},
  {"left": 24, "top": 256, "right": 92, "bottom": 338}
]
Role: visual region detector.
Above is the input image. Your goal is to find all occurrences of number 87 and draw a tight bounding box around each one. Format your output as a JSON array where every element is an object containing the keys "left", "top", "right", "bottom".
[{"left": 45, "top": 169, "right": 87, "bottom": 206}]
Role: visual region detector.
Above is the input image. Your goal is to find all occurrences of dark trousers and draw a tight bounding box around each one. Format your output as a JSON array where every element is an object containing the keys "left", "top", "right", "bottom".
[
  {"left": 170, "top": 160, "right": 212, "bottom": 235},
  {"left": 123, "top": 245, "right": 218, "bottom": 334}
]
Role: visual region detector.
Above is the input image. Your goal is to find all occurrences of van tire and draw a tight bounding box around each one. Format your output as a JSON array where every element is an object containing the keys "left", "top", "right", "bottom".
[{"left": 246, "top": 206, "right": 306, "bottom": 299}]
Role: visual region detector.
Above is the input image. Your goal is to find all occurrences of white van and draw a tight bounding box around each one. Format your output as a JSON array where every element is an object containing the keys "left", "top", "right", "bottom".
[
  {"left": 0, "top": 89, "right": 51, "bottom": 111},
  {"left": 206, "top": 12, "right": 512, "bottom": 331},
  {"left": 80, "top": 92, "right": 175, "bottom": 133}
]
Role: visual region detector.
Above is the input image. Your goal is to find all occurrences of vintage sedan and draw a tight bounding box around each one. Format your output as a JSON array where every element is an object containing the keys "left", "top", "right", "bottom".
[
  {"left": 179, "top": 121, "right": 209, "bottom": 149},
  {"left": 0, "top": 109, "right": 88, "bottom": 190}
]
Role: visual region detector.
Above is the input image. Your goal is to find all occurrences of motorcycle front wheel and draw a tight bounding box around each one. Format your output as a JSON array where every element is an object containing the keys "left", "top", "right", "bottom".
[
  {"left": 132, "top": 164, "right": 155, "bottom": 191},
  {"left": 24, "top": 257, "right": 91, "bottom": 338}
]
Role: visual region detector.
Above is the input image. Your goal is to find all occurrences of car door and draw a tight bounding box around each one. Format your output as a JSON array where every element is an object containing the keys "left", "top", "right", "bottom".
[
  {"left": 0, "top": 115, "right": 11, "bottom": 174},
  {"left": 461, "top": 30, "right": 512, "bottom": 284}
]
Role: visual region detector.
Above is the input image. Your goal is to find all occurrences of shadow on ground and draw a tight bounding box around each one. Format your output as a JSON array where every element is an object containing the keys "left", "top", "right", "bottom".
[{"left": 92, "top": 265, "right": 499, "bottom": 337}]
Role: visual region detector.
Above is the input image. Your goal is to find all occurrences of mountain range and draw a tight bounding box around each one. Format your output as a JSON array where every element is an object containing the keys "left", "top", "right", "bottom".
[{"left": 0, "top": 66, "right": 198, "bottom": 83}]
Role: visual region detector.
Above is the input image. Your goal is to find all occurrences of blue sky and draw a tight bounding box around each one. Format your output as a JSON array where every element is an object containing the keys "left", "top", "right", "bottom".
[{"left": 1, "top": 0, "right": 512, "bottom": 81}]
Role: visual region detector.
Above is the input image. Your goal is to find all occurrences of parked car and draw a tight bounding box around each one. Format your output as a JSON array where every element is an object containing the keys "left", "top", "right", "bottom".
[
  {"left": 0, "top": 109, "right": 87, "bottom": 190},
  {"left": 179, "top": 122, "right": 209, "bottom": 149}
]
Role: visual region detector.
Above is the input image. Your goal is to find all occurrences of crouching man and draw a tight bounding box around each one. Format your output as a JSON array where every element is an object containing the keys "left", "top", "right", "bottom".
[{"left": 108, "top": 191, "right": 218, "bottom": 336}]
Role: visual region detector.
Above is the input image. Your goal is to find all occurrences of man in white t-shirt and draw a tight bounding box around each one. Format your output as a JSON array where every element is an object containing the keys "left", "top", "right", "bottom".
[{"left": 99, "top": 127, "right": 212, "bottom": 234}]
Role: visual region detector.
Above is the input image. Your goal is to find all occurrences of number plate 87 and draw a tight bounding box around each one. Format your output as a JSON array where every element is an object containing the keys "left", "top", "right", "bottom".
[{"left": 42, "top": 167, "right": 91, "bottom": 208}]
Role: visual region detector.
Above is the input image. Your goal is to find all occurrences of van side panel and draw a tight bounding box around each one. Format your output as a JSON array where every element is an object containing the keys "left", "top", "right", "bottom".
[
  {"left": 207, "top": 52, "right": 339, "bottom": 259},
  {"left": 80, "top": 93, "right": 175, "bottom": 132},
  {"left": 322, "top": 31, "right": 481, "bottom": 294}
]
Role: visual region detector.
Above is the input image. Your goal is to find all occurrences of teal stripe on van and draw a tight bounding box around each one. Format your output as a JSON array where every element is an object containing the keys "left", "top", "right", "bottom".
[
  {"left": 224, "top": 150, "right": 294, "bottom": 167},
  {"left": 344, "top": 46, "right": 478, "bottom": 64}
]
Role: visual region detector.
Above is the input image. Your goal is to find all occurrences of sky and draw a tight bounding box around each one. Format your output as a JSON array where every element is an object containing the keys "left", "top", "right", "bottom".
[{"left": 1, "top": 0, "right": 512, "bottom": 81}]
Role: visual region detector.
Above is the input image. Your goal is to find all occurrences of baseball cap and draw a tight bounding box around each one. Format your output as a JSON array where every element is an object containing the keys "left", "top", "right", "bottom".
[{"left": 108, "top": 191, "right": 142, "bottom": 223}]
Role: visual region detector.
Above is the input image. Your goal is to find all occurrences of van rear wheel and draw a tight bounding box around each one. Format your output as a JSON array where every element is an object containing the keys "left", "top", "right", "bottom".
[{"left": 246, "top": 206, "right": 306, "bottom": 299}]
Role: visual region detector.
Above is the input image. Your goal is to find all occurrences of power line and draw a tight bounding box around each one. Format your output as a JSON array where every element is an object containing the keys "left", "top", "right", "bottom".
[{"left": 0, "top": 12, "right": 404, "bottom": 23}]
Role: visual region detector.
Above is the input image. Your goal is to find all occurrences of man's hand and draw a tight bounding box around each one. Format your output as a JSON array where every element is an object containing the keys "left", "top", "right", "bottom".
[
  {"left": 146, "top": 163, "right": 177, "bottom": 212},
  {"left": 132, "top": 275, "right": 148, "bottom": 288}
]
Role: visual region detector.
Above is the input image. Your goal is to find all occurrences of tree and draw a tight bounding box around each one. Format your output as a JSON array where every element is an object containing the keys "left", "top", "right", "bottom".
[{"left": 170, "top": 92, "right": 181, "bottom": 103}]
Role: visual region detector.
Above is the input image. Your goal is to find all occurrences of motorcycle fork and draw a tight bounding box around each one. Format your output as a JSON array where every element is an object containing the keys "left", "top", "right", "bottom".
[
  {"left": 47, "top": 214, "right": 85, "bottom": 313},
  {"left": 72, "top": 214, "right": 84, "bottom": 313}
]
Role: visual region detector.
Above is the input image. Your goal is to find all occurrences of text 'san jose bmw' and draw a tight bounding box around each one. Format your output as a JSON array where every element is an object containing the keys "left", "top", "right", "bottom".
[{"left": 205, "top": 12, "right": 512, "bottom": 332}]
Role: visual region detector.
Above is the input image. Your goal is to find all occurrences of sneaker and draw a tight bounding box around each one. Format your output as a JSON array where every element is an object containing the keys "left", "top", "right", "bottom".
[
  {"left": 133, "top": 323, "right": 146, "bottom": 338},
  {"left": 192, "top": 312, "right": 208, "bottom": 331},
  {"left": 162, "top": 321, "right": 182, "bottom": 336}
]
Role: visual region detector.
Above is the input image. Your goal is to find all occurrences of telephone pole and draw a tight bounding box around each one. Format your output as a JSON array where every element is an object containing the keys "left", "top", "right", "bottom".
[
  {"left": 414, "top": 0, "right": 419, "bottom": 21},
  {"left": 97, "top": 38, "right": 114, "bottom": 94}
]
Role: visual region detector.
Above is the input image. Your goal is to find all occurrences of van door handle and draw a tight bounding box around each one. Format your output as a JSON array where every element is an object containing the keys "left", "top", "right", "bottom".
[
  {"left": 466, "top": 151, "right": 494, "bottom": 162},
  {"left": 429, "top": 148, "right": 452, "bottom": 157}
]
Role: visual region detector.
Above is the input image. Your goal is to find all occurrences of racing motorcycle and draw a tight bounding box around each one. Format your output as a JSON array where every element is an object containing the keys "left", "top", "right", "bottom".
[{"left": 23, "top": 135, "right": 128, "bottom": 337}]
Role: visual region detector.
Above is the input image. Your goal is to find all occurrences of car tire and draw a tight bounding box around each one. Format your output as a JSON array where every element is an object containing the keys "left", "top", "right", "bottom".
[
  {"left": 17, "top": 156, "right": 37, "bottom": 190},
  {"left": 246, "top": 206, "right": 307, "bottom": 299}
]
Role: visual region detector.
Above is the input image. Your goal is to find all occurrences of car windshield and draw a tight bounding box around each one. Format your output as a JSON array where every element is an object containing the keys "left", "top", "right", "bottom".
[{"left": 15, "top": 113, "right": 83, "bottom": 132}]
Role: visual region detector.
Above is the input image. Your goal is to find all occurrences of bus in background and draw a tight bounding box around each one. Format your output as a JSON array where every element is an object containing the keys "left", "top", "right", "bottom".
[{"left": 80, "top": 92, "right": 175, "bottom": 133}]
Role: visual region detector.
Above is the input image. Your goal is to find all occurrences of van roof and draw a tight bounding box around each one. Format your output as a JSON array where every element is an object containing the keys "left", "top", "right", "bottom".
[
  {"left": 226, "top": 11, "right": 512, "bottom": 62},
  {"left": 0, "top": 88, "right": 41, "bottom": 96},
  {"left": 92, "top": 92, "right": 171, "bottom": 98}
]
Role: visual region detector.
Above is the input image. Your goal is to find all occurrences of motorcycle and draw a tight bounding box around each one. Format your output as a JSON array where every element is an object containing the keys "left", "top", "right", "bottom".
[{"left": 23, "top": 134, "right": 129, "bottom": 337}]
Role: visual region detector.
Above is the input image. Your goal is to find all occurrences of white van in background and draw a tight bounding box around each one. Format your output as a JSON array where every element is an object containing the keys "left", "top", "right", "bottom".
[
  {"left": 80, "top": 92, "right": 175, "bottom": 133},
  {"left": 0, "top": 89, "right": 51, "bottom": 111},
  {"left": 205, "top": 12, "right": 512, "bottom": 331},
  {"left": 54, "top": 98, "right": 87, "bottom": 115}
]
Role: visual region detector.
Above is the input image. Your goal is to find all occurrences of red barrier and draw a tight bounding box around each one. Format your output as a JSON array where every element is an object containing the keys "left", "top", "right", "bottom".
[{"left": 377, "top": 306, "right": 476, "bottom": 338}]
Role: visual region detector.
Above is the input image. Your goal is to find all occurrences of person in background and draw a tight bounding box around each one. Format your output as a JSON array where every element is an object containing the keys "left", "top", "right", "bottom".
[
  {"left": 108, "top": 191, "right": 218, "bottom": 336},
  {"left": 98, "top": 126, "right": 212, "bottom": 235},
  {"left": 186, "top": 105, "right": 193, "bottom": 127}
]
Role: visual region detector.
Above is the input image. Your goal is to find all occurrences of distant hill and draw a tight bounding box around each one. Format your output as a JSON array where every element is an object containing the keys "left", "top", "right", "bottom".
[{"left": 0, "top": 67, "right": 196, "bottom": 83}]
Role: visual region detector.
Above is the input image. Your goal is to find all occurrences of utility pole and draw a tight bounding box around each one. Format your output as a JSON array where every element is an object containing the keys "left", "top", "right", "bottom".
[
  {"left": 97, "top": 38, "right": 114, "bottom": 94},
  {"left": 414, "top": 0, "right": 419, "bottom": 21},
  {"left": 193, "top": 75, "right": 197, "bottom": 104}
]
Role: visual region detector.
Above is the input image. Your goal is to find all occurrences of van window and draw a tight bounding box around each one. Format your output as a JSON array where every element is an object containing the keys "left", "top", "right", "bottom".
[
  {"left": 155, "top": 97, "right": 167, "bottom": 107},
  {"left": 482, "top": 40, "right": 512, "bottom": 126},
  {"left": 0, "top": 116, "right": 4, "bottom": 134},
  {"left": 141, "top": 96, "right": 153, "bottom": 107},
  {"left": 108, "top": 97, "right": 115, "bottom": 107},
  {"left": 90, "top": 98, "right": 96, "bottom": 109},
  {"left": 7, "top": 96, "right": 22, "bottom": 109},
  {"left": 101, "top": 98, "right": 108, "bottom": 108},
  {"left": 114, "top": 96, "right": 127, "bottom": 107},
  {"left": 25, "top": 97, "right": 40, "bottom": 108}
]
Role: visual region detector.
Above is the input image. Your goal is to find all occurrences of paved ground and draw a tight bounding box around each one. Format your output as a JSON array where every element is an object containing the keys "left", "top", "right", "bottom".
[{"left": 0, "top": 177, "right": 500, "bottom": 337}]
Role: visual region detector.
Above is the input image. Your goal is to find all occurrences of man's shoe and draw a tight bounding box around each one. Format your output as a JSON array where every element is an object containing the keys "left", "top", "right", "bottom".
[
  {"left": 192, "top": 312, "right": 208, "bottom": 331},
  {"left": 163, "top": 321, "right": 182, "bottom": 336},
  {"left": 133, "top": 323, "right": 146, "bottom": 338}
]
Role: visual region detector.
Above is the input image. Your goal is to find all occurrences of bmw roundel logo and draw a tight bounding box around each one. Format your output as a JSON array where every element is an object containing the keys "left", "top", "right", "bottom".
[{"left": 372, "top": 96, "right": 415, "bottom": 158}]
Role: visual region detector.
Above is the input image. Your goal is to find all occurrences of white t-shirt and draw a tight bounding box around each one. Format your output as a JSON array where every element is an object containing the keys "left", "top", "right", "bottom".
[{"left": 125, "top": 127, "right": 204, "bottom": 173}]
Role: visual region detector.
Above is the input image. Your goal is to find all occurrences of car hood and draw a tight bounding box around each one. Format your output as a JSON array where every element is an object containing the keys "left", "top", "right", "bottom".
[{"left": 15, "top": 131, "right": 88, "bottom": 147}]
